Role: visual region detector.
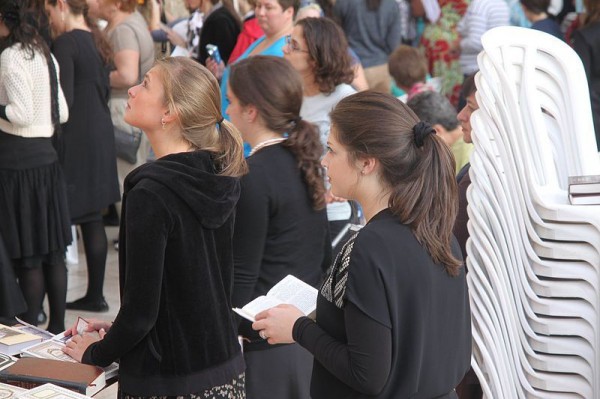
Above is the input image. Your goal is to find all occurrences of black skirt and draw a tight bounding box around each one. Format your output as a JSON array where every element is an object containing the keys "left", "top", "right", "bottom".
[{"left": 0, "top": 132, "right": 72, "bottom": 268}]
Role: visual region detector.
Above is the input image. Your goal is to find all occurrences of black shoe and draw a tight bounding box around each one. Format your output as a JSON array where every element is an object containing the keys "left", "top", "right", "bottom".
[
  {"left": 66, "top": 297, "right": 109, "bottom": 312},
  {"left": 38, "top": 310, "right": 47, "bottom": 324}
]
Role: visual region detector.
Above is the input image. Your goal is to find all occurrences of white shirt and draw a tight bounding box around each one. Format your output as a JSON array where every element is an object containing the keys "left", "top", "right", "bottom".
[
  {"left": 301, "top": 84, "right": 356, "bottom": 221},
  {"left": 0, "top": 44, "right": 68, "bottom": 137}
]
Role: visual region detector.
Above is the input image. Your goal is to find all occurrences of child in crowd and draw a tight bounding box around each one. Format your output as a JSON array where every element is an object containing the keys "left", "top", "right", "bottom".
[{"left": 388, "top": 45, "right": 435, "bottom": 102}]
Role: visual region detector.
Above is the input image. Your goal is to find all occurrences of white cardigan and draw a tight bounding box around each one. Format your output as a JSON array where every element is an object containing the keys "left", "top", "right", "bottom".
[{"left": 0, "top": 44, "right": 68, "bottom": 137}]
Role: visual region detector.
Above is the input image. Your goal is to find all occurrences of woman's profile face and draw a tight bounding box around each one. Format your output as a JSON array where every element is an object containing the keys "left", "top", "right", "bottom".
[
  {"left": 225, "top": 84, "right": 249, "bottom": 141},
  {"left": 44, "top": 2, "right": 66, "bottom": 37},
  {"left": 283, "top": 25, "right": 312, "bottom": 76},
  {"left": 125, "top": 67, "right": 168, "bottom": 131},
  {"left": 255, "top": 0, "right": 293, "bottom": 36},
  {"left": 321, "top": 126, "right": 360, "bottom": 200},
  {"left": 0, "top": 18, "right": 9, "bottom": 39}
]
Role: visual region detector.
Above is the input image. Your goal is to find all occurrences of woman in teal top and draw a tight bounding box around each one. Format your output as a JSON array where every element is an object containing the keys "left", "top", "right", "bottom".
[{"left": 215, "top": 0, "right": 298, "bottom": 117}]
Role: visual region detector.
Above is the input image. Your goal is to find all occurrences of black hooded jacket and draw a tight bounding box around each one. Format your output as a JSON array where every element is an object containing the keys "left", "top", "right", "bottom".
[{"left": 82, "top": 151, "right": 244, "bottom": 395}]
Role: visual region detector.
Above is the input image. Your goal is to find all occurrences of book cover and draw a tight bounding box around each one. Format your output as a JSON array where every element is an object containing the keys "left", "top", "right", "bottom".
[
  {"left": 233, "top": 274, "right": 318, "bottom": 322},
  {"left": 0, "top": 324, "right": 43, "bottom": 356},
  {"left": 17, "top": 383, "right": 92, "bottom": 399},
  {"left": 569, "top": 193, "right": 600, "bottom": 205},
  {"left": 0, "top": 358, "right": 105, "bottom": 396},
  {"left": 0, "top": 381, "right": 26, "bottom": 398},
  {"left": 0, "top": 354, "right": 16, "bottom": 371},
  {"left": 568, "top": 174, "right": 600, "bottom": 186}
]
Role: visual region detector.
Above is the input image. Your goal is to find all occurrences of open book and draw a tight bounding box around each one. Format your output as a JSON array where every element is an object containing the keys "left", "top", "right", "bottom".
[{"left": 233, "top": 275, "right": 318, "bottom": 322}]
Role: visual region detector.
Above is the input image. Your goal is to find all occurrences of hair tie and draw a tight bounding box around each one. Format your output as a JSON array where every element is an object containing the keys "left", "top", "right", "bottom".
[
  {"left": 413, "top": 121, "right": 435, "bottom": 148},
  {"left": 218, "top": 117, "right": 224, "bottom": 124},
  {"left": 290, "top": 116, "right": 302, "bottom": 128}
]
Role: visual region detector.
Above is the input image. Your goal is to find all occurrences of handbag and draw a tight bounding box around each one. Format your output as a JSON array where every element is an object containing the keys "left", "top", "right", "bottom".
[{"left": 114, "top": 126, "right": 142, "bottom": 164}]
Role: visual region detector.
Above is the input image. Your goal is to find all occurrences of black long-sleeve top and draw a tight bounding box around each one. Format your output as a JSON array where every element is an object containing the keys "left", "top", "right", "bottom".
[
  {"left": 232, "top": 144, "right": 331, "bottom": 349},
  {"left": 293, "top": 209, "right": 471, "bottom": 398}
]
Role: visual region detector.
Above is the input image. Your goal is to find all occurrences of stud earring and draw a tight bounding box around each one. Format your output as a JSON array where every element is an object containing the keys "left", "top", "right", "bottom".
[{"left": 161, "top": 118, "right": 166, "bottom": 129}]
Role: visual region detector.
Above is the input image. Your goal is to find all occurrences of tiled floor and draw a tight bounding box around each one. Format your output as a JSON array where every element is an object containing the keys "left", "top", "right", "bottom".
[{"left": 62, "top": 225, "right": 121, "bottom": 331}]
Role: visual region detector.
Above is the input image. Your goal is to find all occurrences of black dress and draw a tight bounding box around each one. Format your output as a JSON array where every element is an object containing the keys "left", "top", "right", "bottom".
[
  {"left": 293, "top": 209, "right": 472, "bottom": 398},
  {"left": 51, "top": 30, "right": 120, "bottom": 223}
]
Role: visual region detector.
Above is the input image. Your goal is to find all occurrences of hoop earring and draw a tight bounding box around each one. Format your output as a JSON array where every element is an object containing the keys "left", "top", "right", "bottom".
[{"left": 161, "top": 118, "right": 166, "bottom": 129}]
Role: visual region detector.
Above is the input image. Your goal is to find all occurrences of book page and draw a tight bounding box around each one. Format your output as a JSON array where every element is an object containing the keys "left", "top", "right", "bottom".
[
  {"left": 267, "top": 275, "right": 318, "bottom": 315},
  {"left": 234, "top": 295, "right": 282, "bottom": 321}
]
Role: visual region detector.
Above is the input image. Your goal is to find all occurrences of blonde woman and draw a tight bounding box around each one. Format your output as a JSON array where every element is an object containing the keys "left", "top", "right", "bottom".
[{"left": 64, "top": 57, "right": 247, "bottom": 398}]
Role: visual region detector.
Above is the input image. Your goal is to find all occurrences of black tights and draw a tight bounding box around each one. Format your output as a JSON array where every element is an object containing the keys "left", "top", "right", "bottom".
[
  {"left": 80, "top": 220, "right": 108, "bottom": 301},
  {"left": 17, "top": 259, "right": 66, "bottom": 334}
]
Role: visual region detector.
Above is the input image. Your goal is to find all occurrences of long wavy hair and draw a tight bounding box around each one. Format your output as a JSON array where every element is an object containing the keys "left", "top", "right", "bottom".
[
  {"left": 229, "top": 56, "right": 326, "bottom": 210},
  {"left": 296, "top": 17, "right": 354, "bottom": 95}
]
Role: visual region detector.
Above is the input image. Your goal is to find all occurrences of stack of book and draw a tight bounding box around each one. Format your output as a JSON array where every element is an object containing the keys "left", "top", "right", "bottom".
[
  {"left": 0, "top": 318, "right": 118, "bottom": 397},
  {"left": 568, "top": 174, "right": 600, "bottom": 205},
  {"left": 0, "top": 358, "right": 104, "bottom": 396}
]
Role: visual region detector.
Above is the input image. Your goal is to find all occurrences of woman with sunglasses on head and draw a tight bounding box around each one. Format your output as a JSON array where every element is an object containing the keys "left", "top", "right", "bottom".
[
  {"left": 253, "top": 92, "right": 472, "bottom": 398},
  {"left": 284, "top": 17, "right": 357, "bottom": 255},
  {"left": 63, "top": 57, "right": 247, "bottom": 398},
  {"left": 0, "top": 0, "right": 71, "bottom": 333},
  {"left": 227, "top": 55, "right": 330, "bottom": 399}
]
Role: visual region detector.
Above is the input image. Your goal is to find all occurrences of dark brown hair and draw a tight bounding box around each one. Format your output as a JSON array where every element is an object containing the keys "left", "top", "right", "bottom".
[
  {"left": 46, "top": 0, "right": 113, "bottom": 65},
  {"left": 330, "top": 91, "right": 462, "bottom": 276},
  {"left": 519, "top": 0, "right": 549, "bottom": 14},
  {"left": 296, "top": 17, "right": 354, "bottom": 95},
  {"left": 388, "top": 45, "right": 428, "bottom": 89},
  {"left": 229, "top": 56, "right": 326, "bottom": 210},
  {"left": 461, "top": 73, "right": 477, "bottom": 99},
  {"left": 277, "top": 0, "right": 300, "bottom": 15},
  {"left": 584, "top": 0, "right": 600, "bottom": 25}
]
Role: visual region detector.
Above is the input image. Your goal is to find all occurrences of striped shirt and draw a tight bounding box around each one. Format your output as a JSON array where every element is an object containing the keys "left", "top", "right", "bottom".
[{"left": 457, "top": 0, "right": 510, "bottom": 75}]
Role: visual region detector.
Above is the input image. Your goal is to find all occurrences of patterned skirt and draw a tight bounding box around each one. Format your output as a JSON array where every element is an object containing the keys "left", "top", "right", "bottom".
[{"left": 118, "top": 373, "right": 246, "bottom": 399}]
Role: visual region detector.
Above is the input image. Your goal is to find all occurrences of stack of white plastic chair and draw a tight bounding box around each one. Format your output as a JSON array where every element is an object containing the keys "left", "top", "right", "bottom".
[{"left": 466, "top": 26, "right": 600, "bottom": 398}]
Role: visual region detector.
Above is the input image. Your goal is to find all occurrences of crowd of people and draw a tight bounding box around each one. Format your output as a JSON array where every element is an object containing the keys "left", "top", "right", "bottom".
[{"left": 0, "top": 0, "right": 598, "bottom": 398}]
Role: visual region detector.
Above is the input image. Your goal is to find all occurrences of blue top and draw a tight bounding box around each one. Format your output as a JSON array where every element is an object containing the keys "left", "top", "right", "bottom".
[
  {"left": 220, "top": 35, "right": 287, "bottom": 118},
  {"left": 531, "top": 18, "right": 564, "bottom": 41}
]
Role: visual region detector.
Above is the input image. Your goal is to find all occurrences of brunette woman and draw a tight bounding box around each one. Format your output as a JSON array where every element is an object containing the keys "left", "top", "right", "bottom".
[
  {"left": 284, "top": 17, "right": 356, "bottom": 253},
  {"left": 253, "top": 91, "right": 471, "bottom": 398},
  {"left": 0, "top": 0, "right": 71, "bottom": 333},
  {"left": 227, "top": 55, "right": 330, "bottom": 399}
]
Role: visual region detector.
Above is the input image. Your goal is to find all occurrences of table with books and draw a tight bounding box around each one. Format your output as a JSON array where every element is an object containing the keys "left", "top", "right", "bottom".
[{"left": 0, "top": 321, "right": 118, "bottom": 398}]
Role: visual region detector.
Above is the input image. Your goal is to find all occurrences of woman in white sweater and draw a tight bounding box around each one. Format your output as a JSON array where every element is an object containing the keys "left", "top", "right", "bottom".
[{"left": 0, "top": 0, "right": 71, "bottom": 333}]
